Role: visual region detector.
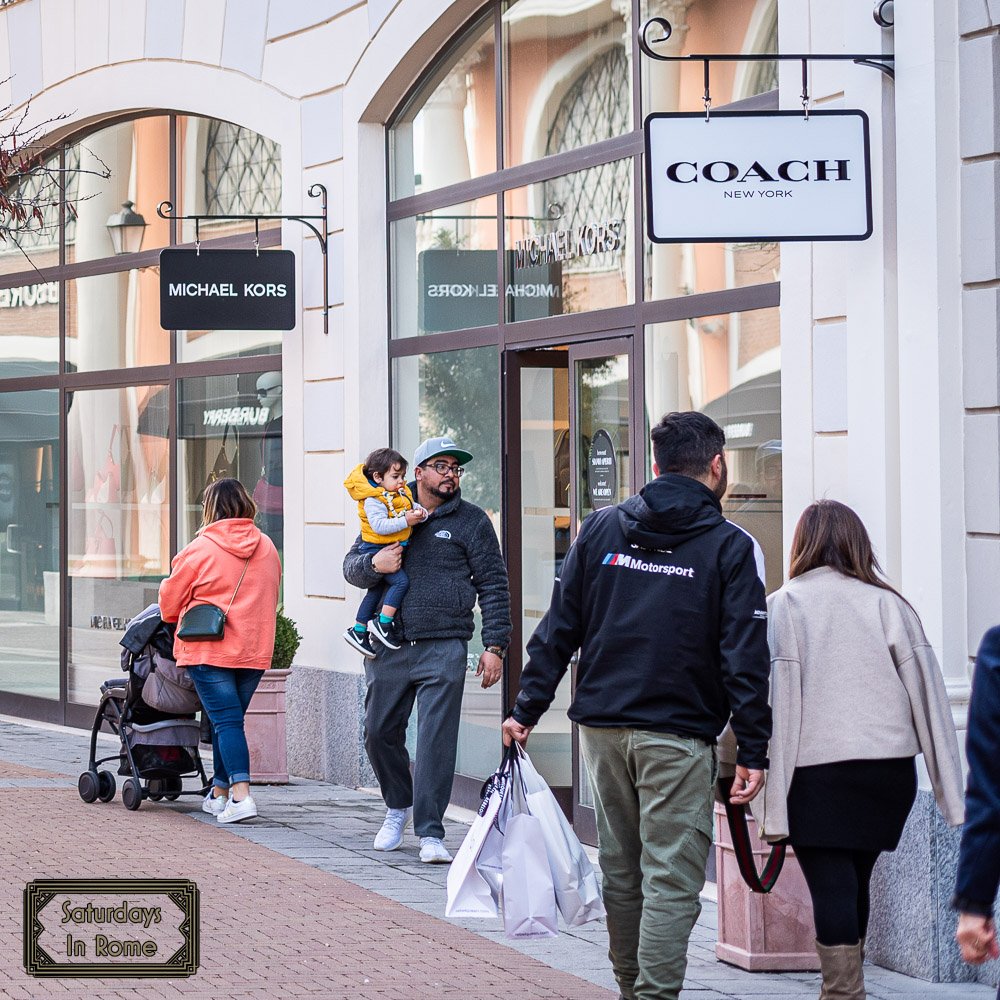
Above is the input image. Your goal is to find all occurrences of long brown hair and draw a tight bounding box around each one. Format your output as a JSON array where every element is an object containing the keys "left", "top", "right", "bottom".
[
  {"left": 789, "top": 500, "right": 916, "bottom": 613},
  {"left": 202, "top": 478, "right": 256, "bottom": 526}
]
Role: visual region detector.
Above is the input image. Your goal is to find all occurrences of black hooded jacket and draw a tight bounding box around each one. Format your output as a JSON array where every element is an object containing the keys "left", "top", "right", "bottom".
[{"left": 512, "top": 473, "right": 772, "bottom": 768}]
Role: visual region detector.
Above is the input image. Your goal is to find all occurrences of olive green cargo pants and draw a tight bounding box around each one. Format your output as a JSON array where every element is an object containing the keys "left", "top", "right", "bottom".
[{"left": 579, "top": 726, "right": 717, "bottom": 1000}]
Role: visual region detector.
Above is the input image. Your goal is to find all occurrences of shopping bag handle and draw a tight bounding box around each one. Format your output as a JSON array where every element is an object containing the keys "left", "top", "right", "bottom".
[{"left": 716, "top": 776, "right": 786, "bottom": 894}]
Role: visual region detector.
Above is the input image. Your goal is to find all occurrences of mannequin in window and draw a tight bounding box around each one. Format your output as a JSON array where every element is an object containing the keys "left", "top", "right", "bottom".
[{"left": 253, "top": 372, "right": 283, "bottom": 554}]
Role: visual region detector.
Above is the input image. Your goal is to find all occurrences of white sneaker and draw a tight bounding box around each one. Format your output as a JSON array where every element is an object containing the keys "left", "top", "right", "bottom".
[
  {"left": 217, "top": 794, "right": 257, "bottom": 824},
  {"left": 202, "top": 791, "right": 228, "bottom": 816},
  {"left": 373, "top": 807, "right": 411, "bottom": 851},
  {"left": 419, "top": 837, "right": 452, "bottom": 864}
]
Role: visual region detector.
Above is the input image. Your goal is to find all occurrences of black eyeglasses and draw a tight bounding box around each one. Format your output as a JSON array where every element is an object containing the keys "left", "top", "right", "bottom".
[{"left": 425, "top": 461, "right": 465, "bottom": 477}]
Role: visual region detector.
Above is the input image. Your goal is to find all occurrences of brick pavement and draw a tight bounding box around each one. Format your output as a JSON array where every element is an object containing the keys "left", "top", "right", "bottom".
[
  {"left": 2, "top": 787, "right": 608, "bottom": 999},
  {"left": 0, "top": 718, "right": 994, "bottom": 999}
]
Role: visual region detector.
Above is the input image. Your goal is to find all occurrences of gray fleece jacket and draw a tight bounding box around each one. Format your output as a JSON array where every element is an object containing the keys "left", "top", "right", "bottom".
[
  {"left": 343, "top": 486, "right": 511, "bottom": 647},
  {"left": 752, "top": 565, "right": 965, "bottom": 841}
]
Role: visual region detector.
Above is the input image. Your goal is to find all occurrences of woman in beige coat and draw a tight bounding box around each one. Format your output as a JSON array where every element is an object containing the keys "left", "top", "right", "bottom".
[{"left": 753, "top": 500, "right": 964, "bottom": 1000}]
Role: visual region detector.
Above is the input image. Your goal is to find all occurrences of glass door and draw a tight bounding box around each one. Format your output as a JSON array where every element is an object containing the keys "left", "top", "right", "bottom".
[
  {"left": 568, "top": 338, "right": 633, "bottom": 842},
  {"left": 505, "top": 348, "right": 573, "bottom": 814},
  {"left": 504, "top": 336, "right": 635, "bottom": 840}
]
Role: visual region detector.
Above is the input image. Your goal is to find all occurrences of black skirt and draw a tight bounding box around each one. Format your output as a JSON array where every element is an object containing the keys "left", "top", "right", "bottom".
[{"left": 786, "top": 757, "right": 917, "bottom": 852}]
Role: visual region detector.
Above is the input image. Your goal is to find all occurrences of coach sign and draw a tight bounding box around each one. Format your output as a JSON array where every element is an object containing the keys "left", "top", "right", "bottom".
[
  {"left": 159, "top": 249, "right": 296, "bottom": 330},
  {"left": 644, "top": 110, "right": 872, "bottom": 243}
]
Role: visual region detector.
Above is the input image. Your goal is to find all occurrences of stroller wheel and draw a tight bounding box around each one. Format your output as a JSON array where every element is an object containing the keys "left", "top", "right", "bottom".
[
  {"left": 122, "top": 778, "right": 143, "bottom": 811},
  {"left": 78, "top": 770, "right": 99, "bottom": 803},
  {"left": 96, "top": 771, "right": 116, "bottom": 803},
  {"left": 165, "top": 776, "right": 183, "bottom": 801}
]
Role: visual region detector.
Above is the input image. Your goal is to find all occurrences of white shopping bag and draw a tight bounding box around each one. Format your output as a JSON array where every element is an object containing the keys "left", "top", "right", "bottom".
[
  {"left": 515, "top": 746, "right": 606, "bottom": 926},
  {"left": 446, "top": 768, "right": 508, "bottom": 918},
  {"left": 500, "top": 772, "right": 559, "bottom": 939}
]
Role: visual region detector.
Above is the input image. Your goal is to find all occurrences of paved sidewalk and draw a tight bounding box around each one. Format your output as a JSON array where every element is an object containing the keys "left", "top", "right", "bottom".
[{"left": 0, "top": 717, "right": 993, "bottom": 999}]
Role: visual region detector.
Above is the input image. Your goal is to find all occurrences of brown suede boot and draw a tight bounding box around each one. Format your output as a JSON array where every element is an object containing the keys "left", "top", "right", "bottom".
[{"left": 816, "top": 941, "right": 866, "bottom": 1000}]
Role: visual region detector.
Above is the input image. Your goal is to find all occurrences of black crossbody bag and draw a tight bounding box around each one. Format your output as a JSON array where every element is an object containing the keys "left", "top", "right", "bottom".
[{"left": 176, "top": 557, "right": 251, "bottom": 641}]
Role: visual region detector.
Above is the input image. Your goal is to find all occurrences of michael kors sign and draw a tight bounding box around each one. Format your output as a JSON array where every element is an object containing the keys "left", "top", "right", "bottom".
[
  {"left": 513, "top": 219, "right": 624, "bottom": 269},
  {"left": 644, "top": 110, "right": 872, "bottom": 243},
  {"left": 159, "top": 249, "right": 296, "bottom": 330}
]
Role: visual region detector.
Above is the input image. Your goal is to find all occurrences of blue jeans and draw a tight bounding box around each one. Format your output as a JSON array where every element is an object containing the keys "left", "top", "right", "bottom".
[
  {"left": 187, "top": 665, "right": 263, "bottom": 788},
  {"left": 356, "top": 540, "right": 409, "bottom": 623}
]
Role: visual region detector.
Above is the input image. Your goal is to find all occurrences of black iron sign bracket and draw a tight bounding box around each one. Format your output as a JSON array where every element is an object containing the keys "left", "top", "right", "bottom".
[
  {"left": 157, "top": 182, "right": 331, "bottom": 334},
  {"left": 638, "top": 16, "right": 894, "bottom": 122}
]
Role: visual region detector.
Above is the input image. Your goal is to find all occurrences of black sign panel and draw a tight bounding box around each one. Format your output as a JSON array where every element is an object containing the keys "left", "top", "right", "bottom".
[
  {"left": 588, "top": 429, "right": 617, "bottom": 510},
  {"left": 159, "top": 249, "right": 296, "bottom": 331},
  {"left": 418, "top": 249, "right": 561, "bottom": 332}
]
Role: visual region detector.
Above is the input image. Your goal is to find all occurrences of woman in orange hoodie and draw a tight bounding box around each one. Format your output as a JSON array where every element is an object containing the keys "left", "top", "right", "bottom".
[{"left": 159, "top": 478, "right": 282, "bottom": 824}]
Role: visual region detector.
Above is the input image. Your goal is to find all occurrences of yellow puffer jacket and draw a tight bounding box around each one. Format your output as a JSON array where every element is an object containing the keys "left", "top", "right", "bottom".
[{"left": 343, "top": 463, "right": 415, "bottom": 544}]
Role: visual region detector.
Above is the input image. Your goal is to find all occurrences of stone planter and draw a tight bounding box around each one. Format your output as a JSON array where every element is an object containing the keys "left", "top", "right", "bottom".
[
  {"left": 245, "top": 668, "right": 290, "bottom": 783},
  {"left": 714, "top": 802, "right": 820, "bottom": 971}
]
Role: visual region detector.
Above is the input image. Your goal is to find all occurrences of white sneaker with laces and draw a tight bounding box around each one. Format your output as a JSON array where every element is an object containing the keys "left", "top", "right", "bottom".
[
  {"left": 218, "top": 794, "right": 257, "bottom": 824},
  {"left": 373, "top": 807, "right": 411, "bottom": 851},
  {"left": 202, "top": 791, "right": 228, "bottom": 816},
  {"left": 419, "top": 837, "right": 452, "bottom": 864}
]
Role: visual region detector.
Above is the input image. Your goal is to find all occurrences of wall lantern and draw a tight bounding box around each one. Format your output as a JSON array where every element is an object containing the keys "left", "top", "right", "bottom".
[{"left": 106, "top": 201, "right": 148, "bottom": 255}]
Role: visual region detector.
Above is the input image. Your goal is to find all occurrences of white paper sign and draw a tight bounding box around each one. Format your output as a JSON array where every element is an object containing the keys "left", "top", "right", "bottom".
[{"left": 644, "top": 110, "right": 872, "bottom": 243}]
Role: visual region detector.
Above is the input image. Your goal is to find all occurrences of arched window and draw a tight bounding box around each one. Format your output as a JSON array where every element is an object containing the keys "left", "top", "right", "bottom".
[{"left": 204, "top": 121, "right": 281, "bottom": 216}]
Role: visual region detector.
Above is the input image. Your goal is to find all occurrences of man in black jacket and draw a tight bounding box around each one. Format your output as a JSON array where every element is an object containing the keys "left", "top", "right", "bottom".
[
  {"left": 954, "top": 626, "right": 1000, "bottom": 992},
  {"left": 344, "top": 436, "right": 511, "bottom": 864},
  {"left": 503, "top": 411, "right": 771, "bottom": 1000}
]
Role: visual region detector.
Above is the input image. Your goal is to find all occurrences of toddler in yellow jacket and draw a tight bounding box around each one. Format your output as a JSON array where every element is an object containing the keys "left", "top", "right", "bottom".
[{"left": 342, "top": 447, "right": 426, "bottom": 658}]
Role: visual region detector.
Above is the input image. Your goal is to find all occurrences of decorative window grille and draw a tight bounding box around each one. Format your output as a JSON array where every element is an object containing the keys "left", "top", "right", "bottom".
[
  {"left": 204, "top": 122, "right": 281, "bottom": 216},
  {"left": 542, "top": 45, "right": 631, "bottom": 272}
]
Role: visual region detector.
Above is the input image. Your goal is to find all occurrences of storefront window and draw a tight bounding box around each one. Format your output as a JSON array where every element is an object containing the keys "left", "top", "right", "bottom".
[
  {"left": 0, "top": 152, "right": 61, "bottom": 277},
  {"left": 0, "top": 388, "right": 59, "bottom": 700},
  {"left": 505, "top": 159, "right": 633, "bottom": 320},
  {"left": 639, "top": 0, "right": 777, "bottom": 119},
  {"left": 67, "top": 385, "right": 169, "bottom": 706},
  {"left": 392, "top": 347, "right": 501, "bottom": 780},
  {"left": 66, "top": 268, "right": 169, "bottom": 371},
  {"left": 0, "top": 284, "right": 60, "bottom": 380},
  {"left": 177, "top": 373, "right": 284, "bottom": 558},
  {"left": 64, "top": 118, "right": 171, "bottom": 265},
  {"left": 392, "top": 196, "right": 499, "bottom": 338},
  {"left": 646, "top": 305, "right": 782, "bottom": 592},
  {"left": 176, "top": 115, "right": 282, "bottom": 244},
  {"left": 390, "top": 14, "right": 496, "bottom": 200},
  {"left": 502, "top": 0, "right": 631, "bottom": 167}
]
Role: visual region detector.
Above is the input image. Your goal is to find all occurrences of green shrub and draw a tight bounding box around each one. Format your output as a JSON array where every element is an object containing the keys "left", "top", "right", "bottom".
[{"left": 272, "top": 606, "right": 302, "bottom": 671}]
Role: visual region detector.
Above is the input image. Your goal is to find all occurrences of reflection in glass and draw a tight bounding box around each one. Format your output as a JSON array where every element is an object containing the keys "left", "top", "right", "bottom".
[
  {"left": 505, "top": 160, "right": 633, "bottom": 321},
  {"left": 392, "top": 197, "right": 498, "bottom": 338},
  {"left": 503, "top": 0, "right": 630, "bottom": 166},
  {"left": 176, "top": 115, "right": 282, "bottom": 244},
  {"left": 574, "top": 350, "right": 631, "bottom": 806},
  {"left": 68, "top": 386, "right": 169, "bottom": 705},
  {"left": 0, "top": 152, "right": 61, "bottom": 277},
  {"left": 390, "top": 14, "right": 496, "bottom": 200},
  {"left": 639, "top": 0, "right": 777, "bottom": 119},
  {"left": 392, "top": 347, "right": 501, "bottom": 780},
  {"left": 0, "top": 285, "right": 60, "bottom": 379},
  {"left": 177, "top": 373, "right": 284, "bottom": 565},
  {"left": 0, "top": 388, "right": 59, "bottom": 699},
  {"left": 519, "top": 359, "right": 571, "bottom": 787},
  {"left": 66, "top": 269, "right": 169, "bottom": 372},
  {"left": 646, "top": 306, "right": 782, "bottom": 593},
  {"left": 65, "top": 118, "right": 171, "bottom": 265}
]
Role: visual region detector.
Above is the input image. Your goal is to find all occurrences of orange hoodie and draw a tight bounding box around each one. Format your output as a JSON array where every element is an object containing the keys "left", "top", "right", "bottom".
[{"left": 158, "top": 518, "right": 282, "bottom": 670}]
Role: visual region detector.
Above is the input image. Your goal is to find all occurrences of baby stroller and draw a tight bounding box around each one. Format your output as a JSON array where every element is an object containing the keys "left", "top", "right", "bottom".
[{"left": 77, "top": 604, "right": 210, "bottom": 811}]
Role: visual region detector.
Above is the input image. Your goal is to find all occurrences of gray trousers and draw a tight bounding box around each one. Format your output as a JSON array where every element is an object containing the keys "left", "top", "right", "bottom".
[{"left": 363, "top": 637, "right": 467, "bottom": 839}]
